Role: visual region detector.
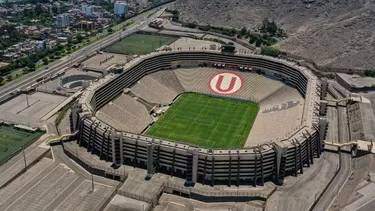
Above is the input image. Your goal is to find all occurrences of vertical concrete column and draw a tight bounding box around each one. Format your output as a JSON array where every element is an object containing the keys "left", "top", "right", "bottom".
[
  {"left": 237, "top": 150, "right": 240, "bottom": 187},
  {"left": 91, "top": 124, "right": 98, "bottom": 153},
  {"left": 105, "top": 133, "right": 110, "bottom": 162},
  {"left": 111, "top": 131, "right": 116, "bottom": 164},
  {"left": 147, "top": 143, "right": 154, "bottom": 178},
  {"left": 274, "top": 142, "right": 287, "bottom": 185},
  {"left": 70, "top": 106, "right": 80, "bottom": 131},
  {"left": 211, "top": 150, "right": 215, "bottom": 187},
  {"left": 321, "top": 78, "right": 328, "bottom": 100},
  {"left": 87, "top": 121, "right": 95, "bottom": 152},
  {"left": 228, "top": 150, "right": 232, "bottom": 187},
  {"left": 254, "top": 151, "right": 258, "bottom": 187},
  {"left": 191, "top": 149, "right": 199, "bottom": 184},
  {"left": 319, "top": 118, "right": 328, "bottom": 148},
  {"left": 203, "top": 152, "right": 208, "bottom": 184},
  {"left": 308, "top": 134, "right": 314, "bottom": 165},
  {"left": 91, "top": 96, "right": 97, "bottom": 114},
  {"left": 320, "top": 101, "right": 328, "bottom": 116},
  {"left": 120, "top": 135, "right": 124, "bottom": 165},
  {"left": 296, "top": 139, "right": 303, "bottom": 174},
  {"left": 99, "top": 128, "right": 107, "bottom": 160},
  {"left": 77, "top": 119, "right": 84, "bottom": 146}
]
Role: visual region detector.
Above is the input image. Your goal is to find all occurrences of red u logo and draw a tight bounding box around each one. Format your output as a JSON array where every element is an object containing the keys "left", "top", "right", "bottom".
[
  {"left": 215, "top": 75, "right": 237, "bottom": 92},
  {"left": 209, "top": 72, "right": 243, "bottom": 95}
]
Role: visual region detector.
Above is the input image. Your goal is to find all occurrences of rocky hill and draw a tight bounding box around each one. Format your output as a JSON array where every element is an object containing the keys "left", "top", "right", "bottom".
[{"left": 173, "top": 0, "right": 375, "bottom": 69}]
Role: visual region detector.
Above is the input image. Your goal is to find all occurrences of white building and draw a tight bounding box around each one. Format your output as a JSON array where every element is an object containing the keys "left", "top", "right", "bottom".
[
  {"left": 56, "top": 13, "right": 70, "bottom": 28},
  {"left": 114, "top": 1, "right": 128, "bottom": 16},
  {"left": 81, "top": 5, "right": 93, "bottom": 16},
  {"left": 140, "top": 0, "right": 148, "bottom": 8},
  {"left": 34, "top": 40, "right": 46, "bottom": 50}
]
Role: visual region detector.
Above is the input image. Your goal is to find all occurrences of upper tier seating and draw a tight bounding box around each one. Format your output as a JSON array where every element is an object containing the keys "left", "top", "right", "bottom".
[
  {"left": 245, "top": 86, "right": 304, "bottom": 146},
  {"left": 131, "top": 75, "right": 180, "bottom": 104},
  {"left": 147, "top": 70, "right": 184, "bottom": 94},
  {"left": 97, "top": 94, "right": 152, "bottom": 133},
  {"left": 173, "top": 68, "right": 285, "bottom": 103}
]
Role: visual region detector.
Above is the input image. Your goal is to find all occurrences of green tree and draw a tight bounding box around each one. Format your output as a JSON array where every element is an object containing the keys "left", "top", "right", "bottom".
[
  {"left": 56, "top": 44, "right": 64, "bottom": 51},
  {"left": 76, "top": 34, "right": 84, "bottom": 43},
  {"left": 249, "top": 37, "right": 256, "bottom": 44},
  {"left": 6, "top": 75, "right": 12, "bottom": 81},
  {"left": 107, "top": 28, "right": 113, "bottom": 33},
  {"left": 255, "top": 40, "right": 262, "bottom": 47},
  {"left": 230, "top": 28, "right": 237, "bottom": 36},
  {"left": 27, "top": 61, "right": 35, "bottom": 69},
  {"left": 261, "top": 46, "right": 284, "bottom": 57},
  {"left": 240, "top": 27, "right": 247, "bottom": 36},
  {"left": 364, "top": 70, "right": 375, "bottom": 77},
  {"left": 42, "top": 58, "right": 49, "bottom": 65}
]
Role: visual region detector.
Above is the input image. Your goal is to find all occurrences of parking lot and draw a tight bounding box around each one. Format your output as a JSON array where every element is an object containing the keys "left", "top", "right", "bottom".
[{"left": 0, "top": 92, "right": 66, "bottom": 120}]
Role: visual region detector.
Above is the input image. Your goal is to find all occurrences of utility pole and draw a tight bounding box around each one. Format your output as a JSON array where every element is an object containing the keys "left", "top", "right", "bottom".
[
  {"left": 26, "top": 94, "right": 29, "bottom": 107},
  {"left": 23, "top": 147, "right": 27, "bottom": 169},
  {"left": 3, "top": 135, "right": 7, "bottom": 152},
  {"left": 90, "top": 165, "right": 95, "bottom": 191}
]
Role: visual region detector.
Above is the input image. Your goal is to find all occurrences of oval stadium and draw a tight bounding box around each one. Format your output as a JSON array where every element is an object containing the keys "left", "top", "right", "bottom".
[{"left": 71, "top": 50, "right": 325, "bottom": 186}]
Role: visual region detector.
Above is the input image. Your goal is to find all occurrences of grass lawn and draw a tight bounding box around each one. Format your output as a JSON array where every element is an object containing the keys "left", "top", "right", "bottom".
[
  {"left": 146, "top": 93, "right": 259, "bottom": 148},
  {"left": 104, "top": 33, "right": 178, "bottom": 55},
  {"left": 0, "top": 126, "right": 44, "bottom": 165}
]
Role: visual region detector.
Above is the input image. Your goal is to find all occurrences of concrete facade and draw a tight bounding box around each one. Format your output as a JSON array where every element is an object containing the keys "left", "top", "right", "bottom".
[{"left": 72, "top": 50, "right": 323, "bottom": 186}]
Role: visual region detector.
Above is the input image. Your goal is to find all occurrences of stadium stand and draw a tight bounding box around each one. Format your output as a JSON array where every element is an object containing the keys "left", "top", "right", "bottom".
[
  {"left": 147, "top": 70, "right": 184, "bottom": 94},
  {"left": 246, "top": 86, "right": 304, "bottom": 146},
  {"left": 97, "top": 94, "right": 152, "bottom": 133},
  {"left": 131, "top": 75, "right": 180, "bottom": 104},
  {"left": 174, "top": 68, "right": 285, "bottom": 103}
]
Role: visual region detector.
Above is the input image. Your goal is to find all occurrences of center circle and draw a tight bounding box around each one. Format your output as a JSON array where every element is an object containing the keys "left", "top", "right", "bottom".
[{"left": 209, "top": 72, "right": 243, "bottom": 95}]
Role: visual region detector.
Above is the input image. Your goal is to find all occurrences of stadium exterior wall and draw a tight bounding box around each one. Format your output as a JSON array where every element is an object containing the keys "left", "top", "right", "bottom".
[{"left": 72, "top": 50, "right": 323, "bottom": 186}]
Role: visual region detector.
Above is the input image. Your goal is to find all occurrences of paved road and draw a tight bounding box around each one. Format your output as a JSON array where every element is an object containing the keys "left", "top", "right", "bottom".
[
  {"left": 0, "top": 5, "right": 168, "bottom": 102},
  {"left": 312, "top": 153, "right": 351, "bottom": 211},
  {"left": 51, "top": 144, "right": 119, "bottom": 187}
]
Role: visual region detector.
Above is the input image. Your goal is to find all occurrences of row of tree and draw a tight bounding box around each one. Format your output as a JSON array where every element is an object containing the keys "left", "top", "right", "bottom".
[
  {"left": 165, "top": 9, "right": 286, "bottom": 48},
  {"left": 0, "top": 33, "right": 87, "bottom": 78},
  {"left": 0, "top": 25, "right": 29, "bottom": 51},
  {"left": 260, "top": 46, "right": 285, "bottom": 57},
  {"left": 363, "top": 70, "right": 375, "bottom": 77}
]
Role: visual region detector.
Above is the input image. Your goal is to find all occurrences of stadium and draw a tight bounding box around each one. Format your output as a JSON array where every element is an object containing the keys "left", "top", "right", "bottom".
[{"left": 71, "top": 50, "right": 325, "bottom": 186}]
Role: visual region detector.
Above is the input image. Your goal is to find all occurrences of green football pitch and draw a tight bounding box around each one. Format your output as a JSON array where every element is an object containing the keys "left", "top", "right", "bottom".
[
  {"left": 104, "top": 33, "right": 178, "bottom": 55},
  {"left": 146, "top": 93, "right": 259, "bottom": 148},
  {"left": 0, "top": 126, "right": 43, "bottom": 165}
]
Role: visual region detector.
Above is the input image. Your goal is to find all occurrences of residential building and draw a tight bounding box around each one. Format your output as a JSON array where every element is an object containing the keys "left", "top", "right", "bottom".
[
  {"left": 81, "top": 4, "right": 93, "bottom": 16},
  {"left": 114, "top": 1, "right": 128, "bottom": 16},
  {"left": 34, "top": 40, "right": 46, "bottom": 50},
  {"left": 56, "top": 13, "right": 70, "bottom": 28}
]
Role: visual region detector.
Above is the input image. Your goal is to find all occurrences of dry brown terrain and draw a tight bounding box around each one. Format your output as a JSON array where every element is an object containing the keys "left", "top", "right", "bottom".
[{"left": 173, "top": 0, "right": 375, "bottom": 69}]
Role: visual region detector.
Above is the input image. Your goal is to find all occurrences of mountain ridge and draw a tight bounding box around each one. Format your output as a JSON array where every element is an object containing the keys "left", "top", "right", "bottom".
[{"left": 173, "top": 0, "right": 375, "bottom": 69}]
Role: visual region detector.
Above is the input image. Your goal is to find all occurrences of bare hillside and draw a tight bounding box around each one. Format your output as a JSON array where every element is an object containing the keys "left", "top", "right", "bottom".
[{"left": 173, "top": 0, "right": 375, "bottom": 69}]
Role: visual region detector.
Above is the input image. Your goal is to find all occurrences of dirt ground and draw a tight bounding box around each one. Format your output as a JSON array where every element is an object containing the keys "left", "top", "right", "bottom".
[{"left": 330, "top": 154, "right": 375, "bottom": 211}]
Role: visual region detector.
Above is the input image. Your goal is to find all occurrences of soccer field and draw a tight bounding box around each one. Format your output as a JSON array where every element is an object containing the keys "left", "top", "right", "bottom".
[
  {"left": 104, "top": 33, "right": 178, "bottom": 55},
  {"left": 146, "top": 93, "right": 259, "bottom": 148},
  {"left": 0, "top": 126, "right": 43, "bottom": 165}
]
